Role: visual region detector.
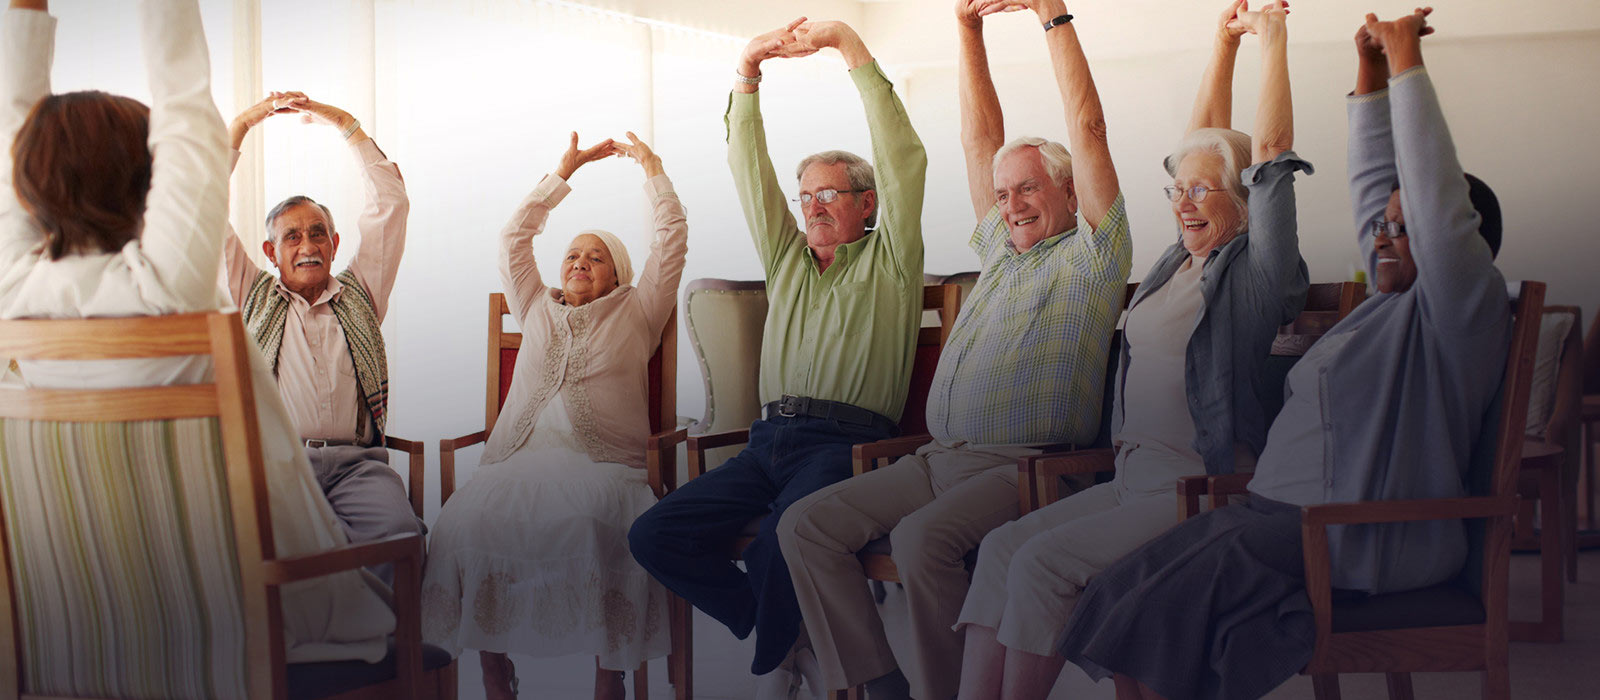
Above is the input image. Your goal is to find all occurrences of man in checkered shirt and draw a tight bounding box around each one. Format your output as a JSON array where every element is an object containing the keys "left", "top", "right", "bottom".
[{"left": 775, "top": 3, "right": 1132, "bottom": 699}]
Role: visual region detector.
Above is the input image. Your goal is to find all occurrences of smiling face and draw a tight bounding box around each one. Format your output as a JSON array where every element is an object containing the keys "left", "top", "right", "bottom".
[
  {"left": 993, "top": 147, "right": 1076, "bottom": 252},
  {"left": 1373, "top": 189, "right": 1418, "bottom": 294},
  {"left": 798, "top": 161, "right": 875, "bottom": 252},
  {"left": 560, "top": 233, "right": 619, "bottom": 306},
  {"left": 264, "top": 202, "right": 339, "bottom": 301},
  {"left": 1172, "top": 151, "right": 1244, "bottom": 258}
]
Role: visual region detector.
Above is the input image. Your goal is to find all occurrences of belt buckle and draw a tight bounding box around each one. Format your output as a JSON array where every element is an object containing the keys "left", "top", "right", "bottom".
[
  {"left": 305, "top": 438, "right": 328, "bottom": 449},
  {"left": 777, "top": 394, "right": 800, "bottom": 418}
]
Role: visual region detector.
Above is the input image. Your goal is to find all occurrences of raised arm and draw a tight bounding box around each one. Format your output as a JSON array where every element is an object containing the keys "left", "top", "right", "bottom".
[
  {"left": 616, "top": 132, "right": 688, "bottom": 334},
  {"left": 727, "top": 19, "right": 812, "bottom": 271},
  {"left": 1367, "top": 8, "right": 1504, "bottom": 329},
  {"left": 499, "top": 133, "right": 614, "bottom": 322},
  {"left": 956, "top": 0, "right": 1009, "bottom": 219},
  {"left": 794, "top": 20, "right": 929, "bottom": 275},
  {"left": 1030, "top": 0, "right": 1120, "bottom": 227},
  {"left": 278, "top": 96, "right": 406, "bottom": 320},
  {"left": 1187, "top": 0, "right": 1250, "bottom": 134},
  {"left": 0, "top": 1, "right": 53, "bottom": 280},
  {"left": 131, "top": 0, "right": 231, "bottom": 309},
  {"left": 1244, "top": 2, "right": 1293, "bottom": 164},
  {"left": 1347, "top": 23, "right": 1398, "bottom": 277}
]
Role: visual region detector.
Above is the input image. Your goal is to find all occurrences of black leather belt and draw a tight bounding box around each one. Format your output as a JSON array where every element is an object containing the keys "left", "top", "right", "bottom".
[
  {"left": 304, "top": 438, "right": 362, "bottom": 449},
  {"left": 763, "top": 394, "right": 897, "bottom": 435}
]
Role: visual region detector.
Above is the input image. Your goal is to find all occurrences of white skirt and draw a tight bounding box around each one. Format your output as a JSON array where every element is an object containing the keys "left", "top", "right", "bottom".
[{"left": 422, "top": 399, "right": 669, "bottom": 670}]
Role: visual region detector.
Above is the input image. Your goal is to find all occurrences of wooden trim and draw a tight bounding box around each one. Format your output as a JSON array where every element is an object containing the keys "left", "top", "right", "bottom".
[
  {"left": 261, "top": 533, "right": 423, "bottom": 586},
  {"left": 0, "top": 313, "right": 215, "bottom": 359},
  {"left": 685, "top": 278, "right": 766, "bottom": 294},
  {"left": 486, "top": 293, "right": 506, "bottom": 432},
  {"left": 0, "top": 386, "right": 220, "bottom": 421},
  {"left": 851, "top": 435, "right": 932, "bottom": 476}
]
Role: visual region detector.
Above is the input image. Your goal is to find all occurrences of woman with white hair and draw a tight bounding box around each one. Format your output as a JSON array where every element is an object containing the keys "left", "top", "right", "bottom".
[
  {"left": 953, "top": 2, "right": 1308, "bottom": 699},
  {"left": 422, "top": 131, "right": 687, "bottom": 700}
]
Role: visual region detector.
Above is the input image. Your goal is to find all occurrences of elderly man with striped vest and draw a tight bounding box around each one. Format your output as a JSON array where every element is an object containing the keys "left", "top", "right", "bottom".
[{"left": 221, "top": 92, "right": 422, "bottom": 580}]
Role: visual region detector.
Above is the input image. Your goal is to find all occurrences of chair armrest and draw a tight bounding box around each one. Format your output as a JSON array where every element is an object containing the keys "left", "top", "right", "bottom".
[
  {"left": 852, "top": 434, "right": 932, "bottom": 476},
  {"left": 1299, "top": 495, "right": 1519, "bottom": 651},
  {"left": 1205, "top": 472, "right": 1255, "bottom": 511},
  {"left": 383, "top": 434, "right": 427, "bottom": 519},
  {"left": 261, "top": 532, "right": 425, "bottom": 586},
  {"left": 1017, "top": 447, "right": 1115, "bottom": 515},
  {"left": 647, "top": 427, "right": 690, "bottom": 498},
  {"left": 438, "top": 430, "right": 489, "bottom": 506},
  {"left": 1176, "top": 476, "right": 1209, "bottom": 520},
  {"left": 686, "top": 428, "right": 750, "bottom": 482}
]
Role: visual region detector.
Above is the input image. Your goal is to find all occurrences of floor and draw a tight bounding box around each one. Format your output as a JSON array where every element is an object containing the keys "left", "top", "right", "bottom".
[{"left": 450, "top": 548, "right": 1600, "bottom": 699}]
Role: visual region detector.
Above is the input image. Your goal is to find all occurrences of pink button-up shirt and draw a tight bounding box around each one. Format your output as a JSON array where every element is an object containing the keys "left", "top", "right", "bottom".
[{"left": 222, "top": 139, "right": 408, "bottom": 441}]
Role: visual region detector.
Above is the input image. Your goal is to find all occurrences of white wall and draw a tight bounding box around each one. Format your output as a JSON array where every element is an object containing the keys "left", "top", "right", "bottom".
[{"left": 854, "top": 2, "right": 1600, "bottom": 315}]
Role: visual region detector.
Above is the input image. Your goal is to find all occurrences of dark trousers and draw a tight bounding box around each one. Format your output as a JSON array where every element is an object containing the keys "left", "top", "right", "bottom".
[{"left": 628, "top": 414, "right": 894, "bottom": 674}]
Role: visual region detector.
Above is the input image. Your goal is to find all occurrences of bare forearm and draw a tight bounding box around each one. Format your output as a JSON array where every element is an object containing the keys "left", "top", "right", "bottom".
[
  {"left": 1252, "top": 24, "right": 1293, "bottom": 163},
  {"left": 1042, "top": 10, "right": 1119, "bottom": 223},
  {"left": 1385, "top": 35, "right": 1424, "bottom": 75},
  {"left": 834, "top": 33, "right": 873, "bottom": 71},
  {"left": 1355, "top": 54, "right": 1389, "bottom": 95},
  {"left": 1188, "top": 34, "right": 1240, "bottom": 133},
  {"left": 958, "top": 22, "right": 1003, "bottom": 217},
  {"left": 9, "top": 1, "right": 46, "bottom": 11}
]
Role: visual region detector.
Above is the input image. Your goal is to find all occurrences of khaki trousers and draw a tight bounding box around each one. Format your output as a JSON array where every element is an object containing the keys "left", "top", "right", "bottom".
[{"left": 776, "top": 442, "right": 1036, "bottom": 699}]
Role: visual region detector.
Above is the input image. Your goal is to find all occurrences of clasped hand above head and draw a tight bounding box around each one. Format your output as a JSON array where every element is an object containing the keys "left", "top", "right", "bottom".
[
  {"left": 228, "top": 91, "right": 363, "bottom": 149},
  {"left": 736, "top": 16, "right": 873, "bottom": 87},
  {"left": 553, "top": 131, "right": 664, "bottom": 182}
]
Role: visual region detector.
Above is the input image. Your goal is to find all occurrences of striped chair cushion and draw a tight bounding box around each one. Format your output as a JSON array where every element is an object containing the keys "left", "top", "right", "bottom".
[{"left": 0, "top": 418, "right": 248, "bottom": 699}]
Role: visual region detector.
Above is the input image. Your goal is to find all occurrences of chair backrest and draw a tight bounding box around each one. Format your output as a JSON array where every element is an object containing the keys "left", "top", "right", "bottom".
[
  {"left": 683, "top": 280, "right": 769, "bottom": 436},
  {"left": 1528, "top": 305, "right": 1582, "bottom": 444},
  {"left": 1258, "top": 281, "right": 1368, "bottom": 422},
  {"left": 683, "top": 280, "right": 960, "bottom": 436},
  {"left": 1583, "top": 306, "right": 1600, "bottom": 395},
  {"left": 0, "top": 313, "right": 274, "bottom": 699},
  {"left": 1462, "top": 281, "right": 1544, "bottom": 600},
  {"left": 897, "top": 283, "right": 963, "bottom": 436},
  {"left": 483, "top": 292, "right": 677, "bottom": 436}
]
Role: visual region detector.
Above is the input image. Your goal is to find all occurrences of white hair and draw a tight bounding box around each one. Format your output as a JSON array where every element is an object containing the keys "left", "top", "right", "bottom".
[
  {"left": 992, "top": 137, "right": 1073, "bottom": 188},
  {"left": 1165, "top": 127, "right": 1252, "bottom": 234},
  {"left": 796, "top": 150, "right": 877, "bottom": 228}
]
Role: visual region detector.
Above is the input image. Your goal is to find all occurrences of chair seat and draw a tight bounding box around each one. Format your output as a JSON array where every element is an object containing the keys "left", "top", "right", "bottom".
[
  {"left": 287, "top": 641, "right": 455, "bottom": 699},
  {"left": 1330, "top": 583, "right": 1486, "bottom": 634}
]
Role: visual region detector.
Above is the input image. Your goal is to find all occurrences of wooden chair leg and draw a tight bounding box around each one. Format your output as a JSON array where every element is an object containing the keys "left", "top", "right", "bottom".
[
  {"left": 672, "top": 596, "right": 693, "bottom": 700},
  {"left": 1311, "top": 673, "right": 1342, "bottom": 700},
  {"left": 1384, "top": 672, "right": 1415, "bottom": 700},
  {"left": 1111, "top": 674, "right": 1143, "bottom": 700},
  {"left": 634, "top": 660, "right": 648, "bottom": 699},
  {"left": 1484, "top": 662, "right": 1511, "bottom": 700}
]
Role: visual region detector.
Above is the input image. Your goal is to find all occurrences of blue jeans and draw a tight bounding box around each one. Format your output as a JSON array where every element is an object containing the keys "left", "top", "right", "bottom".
[{"left": 628, "top": 414, "right": 894, "bottom": 674}]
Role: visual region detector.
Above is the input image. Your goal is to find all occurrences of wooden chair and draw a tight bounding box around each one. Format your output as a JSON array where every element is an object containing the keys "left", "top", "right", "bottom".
[
  {"left": 1189, "top": 281, "right": 1546, "bottom": 700},
  {"left": 1509, "top": 305, "right": 1582, "bottom": 642},
  {"left": 680, "top": 283, "right": 962, "bottom": 700},
  {"left": 0, "top": 312, "right": 453, "bottom": 700},
  {"left": 1576, "top": 308, "right": 1600, "bottom": 536},
  {"left": 1021, "top": 281, "right": 1367, "bottom": 517},
  {"left": 435, "top": 292, "right": 687, "bottom": 699}
]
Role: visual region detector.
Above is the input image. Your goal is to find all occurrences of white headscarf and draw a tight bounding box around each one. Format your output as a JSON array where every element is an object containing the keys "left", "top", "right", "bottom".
[{"left": 574, "top": 229, "right": 634, "bottom": 288}]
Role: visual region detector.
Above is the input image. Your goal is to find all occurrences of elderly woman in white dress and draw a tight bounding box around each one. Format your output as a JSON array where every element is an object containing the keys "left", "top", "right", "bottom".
[
  {"left": 0, "top": 0, "right": 394, "bottom": 681},
  {"left": 422, "top": 132, "right": 687, "bottom": 700}
]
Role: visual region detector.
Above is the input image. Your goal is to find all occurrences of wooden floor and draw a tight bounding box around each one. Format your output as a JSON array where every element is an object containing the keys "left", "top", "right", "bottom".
[{"left": 450, "top": 548, "right": 1600, "bottom": 699}]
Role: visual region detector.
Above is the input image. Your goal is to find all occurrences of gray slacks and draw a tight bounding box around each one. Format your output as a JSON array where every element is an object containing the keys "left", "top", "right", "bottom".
[{"left": 305, "top": 444, "right": 425, "bottom": 584}]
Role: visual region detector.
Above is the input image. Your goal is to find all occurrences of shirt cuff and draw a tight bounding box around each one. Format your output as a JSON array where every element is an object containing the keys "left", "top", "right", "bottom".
[
  {"left": 531, "top": 173, "right": 572, "bottom": 209},
  {"left": 643, "top": 173, "right": 677, "bottom": 201},
  {"left": 1389, "top": 64, "right": 1428, "bottom": 88},
  {"left": 1347, "top": 86, "right": 1390, "bottom": 104},
  {"left": 1241, "top": 150, "right": 1314, "bottom": 187},
  {"left": 350, "top": 136, "right": 387, "bottom": 165},
  {"left": 848, "top": 60, "right": 891, "bottom": 93}
]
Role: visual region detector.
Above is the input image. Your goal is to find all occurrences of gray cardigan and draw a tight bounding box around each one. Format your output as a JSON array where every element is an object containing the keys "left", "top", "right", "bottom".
[
  {"left": 1263, "top": 67, "right": 1511, "bottom": 593},
  {"left": 1111, "top": 152, "right": 1310, "bottom": 476}
]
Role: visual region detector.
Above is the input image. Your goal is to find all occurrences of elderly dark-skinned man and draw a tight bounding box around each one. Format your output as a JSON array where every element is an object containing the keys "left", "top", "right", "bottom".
[
  {"left": 221, "top": 92, "right": 422, "bottom": 582},
  {"left": 628, "top": 16, "right": 927, "bottom": 700}
]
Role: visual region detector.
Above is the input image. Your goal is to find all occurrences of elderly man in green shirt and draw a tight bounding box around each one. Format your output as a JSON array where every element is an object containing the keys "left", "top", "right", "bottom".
[
  {"left": 628, "top": 16, "right": 927, "bottom": 697},
  {"left": 775, "top": 1, "right": 1133, "bottom": 698}
]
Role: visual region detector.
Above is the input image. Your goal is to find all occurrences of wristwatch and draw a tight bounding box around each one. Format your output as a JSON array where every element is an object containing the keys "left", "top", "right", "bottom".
[{"left": 1043, "top": 12, "right": 1074, "bottom": 32}]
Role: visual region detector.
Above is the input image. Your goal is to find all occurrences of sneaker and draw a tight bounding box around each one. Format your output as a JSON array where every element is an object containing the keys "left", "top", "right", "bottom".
[{"left": 754, "top": 660, "right": 802, "bottom": 700}]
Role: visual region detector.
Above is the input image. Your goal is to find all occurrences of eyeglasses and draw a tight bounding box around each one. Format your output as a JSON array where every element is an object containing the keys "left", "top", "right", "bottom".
[
  {"left": 1163, "top": 184, "right": 1217, "bottom": 203},
  {"left": 793, "top": 189, "right": 866, "bottom": 206},
  {"left": 1370, "top": 220, "right": 1407, "bottom": 239}
]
